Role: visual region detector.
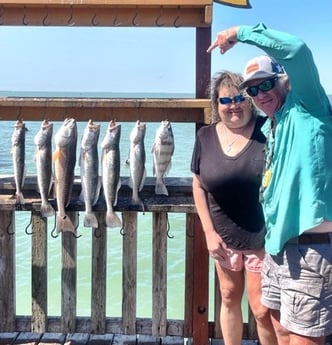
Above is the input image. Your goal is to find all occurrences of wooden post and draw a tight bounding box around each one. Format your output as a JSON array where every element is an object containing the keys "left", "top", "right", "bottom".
[
  {"left": 122, "top": 211, "right": 137, "bottom": 335},
  {"left": 0, "top": 211, "right": 15, "bottom": 331},
  {"left": 184, "top": 213, "right": 194, "bottom": 338},
  {"left": 192, "top": 214, "right": 209, "bottom": 345},
  {"left": 152, "top": 212, "right": 167, "bottom": 337},
  {"left": 61, "top": 212, "right": 78, "bottom": 332},
  {"left": 91, "top": 212, "right": 107, "bottom": 334},
  {"left": 31, "top": 211, "right": 48, "bottom": 332}
]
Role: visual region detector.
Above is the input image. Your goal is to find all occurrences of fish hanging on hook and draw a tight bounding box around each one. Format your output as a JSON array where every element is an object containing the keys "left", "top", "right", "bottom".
[{"left": 11, "top": 119, "right": 26, "bottom": 205}]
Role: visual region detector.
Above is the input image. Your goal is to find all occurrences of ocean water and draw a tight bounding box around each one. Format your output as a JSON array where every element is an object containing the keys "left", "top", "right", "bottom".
[{"left": 0, "top": 99, "right": 204, "bottom": 320}]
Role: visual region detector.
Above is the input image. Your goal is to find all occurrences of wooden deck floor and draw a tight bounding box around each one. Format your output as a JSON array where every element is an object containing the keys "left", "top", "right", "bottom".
[{"left": 0, "top": 333, "right": 264, "bottom": 345}]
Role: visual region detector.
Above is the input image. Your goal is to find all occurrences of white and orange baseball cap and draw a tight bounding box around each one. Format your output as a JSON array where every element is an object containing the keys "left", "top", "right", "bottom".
[{"left": 240, "top": 55, "right": 285, "bottom": 89}]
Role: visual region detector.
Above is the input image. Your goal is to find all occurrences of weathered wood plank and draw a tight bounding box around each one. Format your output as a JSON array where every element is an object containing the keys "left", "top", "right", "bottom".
[
  {"left": 90, "top": 213, "right": 107, "bottom": 334},
  {"left": 213, "top": 270, "right": 222, "bottom": 339},
  {"left": 152, "top": 212, "right": 167, "bottom": 337},
  {"left": 61, "top": 214, "right": 78, "bottom": 333},
  {"left": 192, "top": 214, "right": 209, "bottom": 345},
  {"left": 0, "top": 177, "right": 195, "bottom": 213},
  {"left": 14, "top": 331, "right": 42, "bottom": 344},
  {"left": 31, "top": 211, "right": 48, "bottom": 333},
  {"left": 0, "top": 211, "right": 16, "bottom": 332},
  {"left": 87, "top": 333, "right": 114, "bottom": 345},
  {"left": 0, "top": 99, "right": 210, "bottom": 123},
  {"left": 64, "top": 333, "right": 89, "bottom": 345},
  {"left": 0, "top": 332, "right": 19, "bottom": 344},
  {"left": 112, "top": 334, "right": 137, "bottom": 345},
  {"left": 183, "top": 214, "right": 194, "bottom": 338},
  {"left": 38, "top": 332, "right": 67, "bottom": 344},
  {"left": 122, "top": 212, "right": 137, "bottom": 335}
]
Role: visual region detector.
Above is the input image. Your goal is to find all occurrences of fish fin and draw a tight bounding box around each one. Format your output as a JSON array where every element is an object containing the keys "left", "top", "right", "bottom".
[
  {"left": 15, "top": 192, "right": 25, "bottom": 205},
  {"left": 40, "top": 202, "right": 55, "bottom": 218},
  {"left": 128, "top": 176, "right": 133, "bottom": 190},
  {"left": 79, "top": 189, "right": 85, "bottom": 203},
  {"left": 84, "top": 212, "right": 99, "bottom": 228},
  {"left": 139, "top": 169, "right": 146, "bottom": 192},
  {"left": 155, "top": 179, "right": 168, "bottom": 196},
  {"left": 113, "top": 180, "right": 122, "bottom": 206},
  {"left": 106, "top": 211, "right": 122, "bottom": 228},
  {"left": 92, "top": 177, "right": 102, "bottom": 206},
  {"left": 163, "top": 161, "right": 172, "bottom": 177},
  {"left": 56, "top": 214, "right": 76, "bottom": 233}
]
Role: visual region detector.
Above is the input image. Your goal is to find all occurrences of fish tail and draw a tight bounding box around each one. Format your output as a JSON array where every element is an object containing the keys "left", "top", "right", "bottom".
[
  {"left": 40, "top": 201, "right": 55, "bottom": 218},
  {"left": 155, "top": 179, "right": 168, "bottom": 196},
  {"left": 130, "top": 194, "right": 145, "bottom": 212},
  {"left": 56, "top": 214, "right": 76, "bottom": 233},
  {"left": 105, "top": 211, "right": 122, "bottom": 228},
  {"left": 16, "top": 192, "right": 25, "bottom": 205},
  {"left": 84, "top": 212, "right": 99, "bottom": 228}
]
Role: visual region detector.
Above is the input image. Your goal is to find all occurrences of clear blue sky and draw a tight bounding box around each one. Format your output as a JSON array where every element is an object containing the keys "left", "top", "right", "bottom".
[{"left": 0, "top": 0, "right": 331, "bottom": 94}]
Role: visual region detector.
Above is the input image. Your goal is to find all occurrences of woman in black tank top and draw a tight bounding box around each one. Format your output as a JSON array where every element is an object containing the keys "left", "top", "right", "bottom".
[{"left": 191, "top": 71, "right": 277, "bottom": 345}]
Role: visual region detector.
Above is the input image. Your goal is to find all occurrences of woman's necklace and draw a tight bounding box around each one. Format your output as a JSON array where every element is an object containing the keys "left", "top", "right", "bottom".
[
  {"left": 224, "top": 131, "right": 242, "bottom": 152},
  {"left": 222, "top": 124, "right": 247, "bottom": 153}
]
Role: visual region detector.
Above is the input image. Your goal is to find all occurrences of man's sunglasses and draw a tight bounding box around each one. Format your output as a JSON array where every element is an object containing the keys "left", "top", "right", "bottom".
[
  {"left": 246, "top": 76, "right": 279, "bottom": 97},
  {"left": 218, "top": 94, "right": 246, "bottom": 105}
]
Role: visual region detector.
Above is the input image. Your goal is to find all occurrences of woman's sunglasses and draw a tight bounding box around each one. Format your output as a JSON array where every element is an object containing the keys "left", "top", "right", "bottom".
[
  {"left": 218, "top": 94, "right": 246, "bottom": 105},
  {"left": 246, "top": 76, "right": 279, "bottom": 97}
]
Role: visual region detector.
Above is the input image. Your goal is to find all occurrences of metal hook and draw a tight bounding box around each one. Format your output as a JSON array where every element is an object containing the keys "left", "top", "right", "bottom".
[
  {"left": 0, "top": 6, "right": 5, "bottom": 25},
  {"left": 24, "top": 213, "right": 34, "bottom": 235},
  {"left": 42, "top": 8, "right": 49, "bottom": 26},
  {"left": 173, "top": 6, "right": 181, "bottom": 28},
  {"left": 112, "top": 14, "right": 121, "bottom": 27},
  {"left": 132, "top": 8, "right": 139, "bottom": 26},
  {"left": 94, "top": 227, "right": 101, "bottom": 238},
  {"left": 23, "top": 6, "right": 29, "bottom": 25},
  {"left": 91, "top": 12, "right": 98, "bottom": 26},
  {"left": 155, "top": 7, "right": 165, "bottom": 27},
  {"left": 67, "top": 5, "right": 75, "bottom": 26},
  {"left": 119, "top": 226, "right": 126, "bottom": 236},
  {"left": 50, "top": 213, "right": 59, "bottom": 238},
  {"left": 6, "top": 218, "right": 15, "bottom": 236},
  {"left": 119, "top": 213, "right": 126, "bottom": 235},
  {"left": 72, "top": 212, "right": 82, "bottom": 238},
  {"left": 17, "top": 107, "right": 22, "bottom": 121},
  {"left": 166, "top": 215, "right": 174, "bottom": 239}
]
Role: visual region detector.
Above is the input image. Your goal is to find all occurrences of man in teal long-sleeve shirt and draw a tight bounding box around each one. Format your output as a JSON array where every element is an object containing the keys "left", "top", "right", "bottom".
[{"left": 207, "top": 24, "right": 332, "bottom": 345}]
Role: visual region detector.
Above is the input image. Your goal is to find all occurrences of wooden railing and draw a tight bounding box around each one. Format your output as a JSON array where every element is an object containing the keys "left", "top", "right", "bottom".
[{"left": 0, "top": 175, "right": 260, "bottom": 344}]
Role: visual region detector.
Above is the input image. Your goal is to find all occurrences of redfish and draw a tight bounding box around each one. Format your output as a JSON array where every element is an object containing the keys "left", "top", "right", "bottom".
[
  {"left": 101, "top": 120, "right": 122, "bottom": 228},
  {"left": 34, "top": 120, "right": 55, "bottom": 217},
  {"left": 53, "top": 118, "right": 77, "bottom": 233},
  {"left": 80, "top": 119, "right": 101, "bottom": 228}
]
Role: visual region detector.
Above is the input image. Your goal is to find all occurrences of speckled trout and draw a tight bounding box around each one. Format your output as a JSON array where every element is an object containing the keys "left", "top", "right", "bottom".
[
  {"left": 151, "top": 120, "right": 174, "bottom": 196},
  {"left": 34, "top": 119, "right": 55, "bottom": 217},
  {"left": 53, "top": 118, "right": 77, "bottom": 233},
  {"left": 11, "top": 119, "right": 26, "bottom": 205},
  {"left": 128, "top": 120, "right": 146, "bottom": 209},
  {"left": 101, "top": 120, "right": 122, "bottom": 228},
  {"left": 79, "top": 119, "right": 101, "bottom": 228}
]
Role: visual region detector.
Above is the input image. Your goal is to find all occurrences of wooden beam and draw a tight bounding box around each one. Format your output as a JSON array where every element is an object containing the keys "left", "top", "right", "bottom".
[
  {"left": 0, "top": 97, "right": 211, "bottom": 123},
  {"left": 0, "top": 2, "right": 213, "bottom": 27}
]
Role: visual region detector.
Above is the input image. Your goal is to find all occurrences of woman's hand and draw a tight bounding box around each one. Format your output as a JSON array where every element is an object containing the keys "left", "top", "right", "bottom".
[{"left": 204, "top": 229, "right": 232, "bottom": 262}]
